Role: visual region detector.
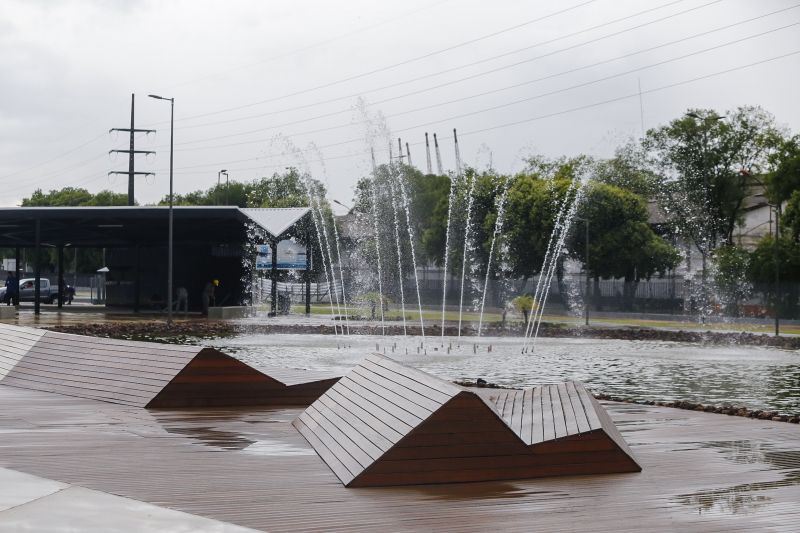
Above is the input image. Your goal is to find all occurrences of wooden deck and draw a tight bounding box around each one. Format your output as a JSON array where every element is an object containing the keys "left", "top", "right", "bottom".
[
  {"left": 0, "top": 323, "right": 339, "bottom": 407},
  {"left": 2, "top": 383, "right": 799, "bottom": 532},
  {"left": 294, "top": 354, "right": 639, "bottom": 486}
]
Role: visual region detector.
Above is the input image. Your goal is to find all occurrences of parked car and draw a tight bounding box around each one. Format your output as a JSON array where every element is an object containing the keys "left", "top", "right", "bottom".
[{"left": 0, "top": 278, "right": 60, "bottom": 304}]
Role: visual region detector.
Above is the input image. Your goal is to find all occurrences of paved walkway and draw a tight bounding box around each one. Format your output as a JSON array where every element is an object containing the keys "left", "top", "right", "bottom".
[
  {"left": 2, "top": 384, "right": 799, "bottom": 532},
  {"left": 0, "top": 467, "right": 257, "bottom": 532}
]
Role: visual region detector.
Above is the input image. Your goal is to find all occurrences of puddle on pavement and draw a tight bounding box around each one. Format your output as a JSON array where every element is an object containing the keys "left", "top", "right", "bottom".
[
  {"left": 164, "top": 426, "right": 255, "bottom": 450},
  {"left": 672, "top": 440, "right": 800, "bottom": 515},
  {"left": 242, "top": 439, "right": 315, "bottom": 456},
  {"left": 388, "top": 481, "right": 565, "bottom": 501}
]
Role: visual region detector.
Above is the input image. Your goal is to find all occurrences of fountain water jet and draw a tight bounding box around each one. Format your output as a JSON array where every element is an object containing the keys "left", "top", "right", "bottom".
[
  {"left": 456, "top": 133, "right": 476, "bottom": 342},
  {"left": 522, "top": 180, "right": 578, "bottom": 350},
  {"left": 369, "top": 149, "right": 386, "bottom": 336},
  {"left": 396, "top": 163, "right": 426, "bottom": 343},
  {"left": 330, "top": 205, "right": 350, "bottom": 336},
  {"left": 310, "top": 192, "right": 345, "bottom": 333},
  {"left": 530, "top": 185, "right": 584, "bottom": 353},
  {"left": 477, "top": 175, "right": 510, "bottom": 337},
  {"left": 440, "top": 170, "right": 458, "bottom": 342},
  {"left": 305, "top": 189, "right": 339, "bottom": 335},
  {"left": 388, "top": 158, "right": 408, "bottom": 336}
]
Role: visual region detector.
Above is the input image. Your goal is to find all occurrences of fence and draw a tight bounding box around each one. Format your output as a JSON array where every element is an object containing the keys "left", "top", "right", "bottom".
[
  {"left": 335, "top": 267, "right": 800, "bottom": 318},
  {"left": 250, "top": 279, "right": 343, "bottom": 305}
]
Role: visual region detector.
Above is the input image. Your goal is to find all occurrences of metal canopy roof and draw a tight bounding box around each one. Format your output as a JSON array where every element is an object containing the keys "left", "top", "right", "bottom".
[
  {"left": 0, "top": 206, "right": 311, "bottom": 247},
  {"left": 241, "top": 207, "right": 311, "bottom": 239}
]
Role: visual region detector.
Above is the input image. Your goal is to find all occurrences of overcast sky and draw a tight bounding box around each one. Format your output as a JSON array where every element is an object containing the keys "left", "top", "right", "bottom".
[{"left": 1, "top": 0, "right": 798, "bottom": 210}]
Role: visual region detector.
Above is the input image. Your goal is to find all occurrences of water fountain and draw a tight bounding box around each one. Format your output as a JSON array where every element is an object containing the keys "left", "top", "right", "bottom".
[
  {"left": 395, "top": 157, "right": 426, "bottom": 342},
  {"left": 477, "top": 175, "right": 510, "bottom": 337}
]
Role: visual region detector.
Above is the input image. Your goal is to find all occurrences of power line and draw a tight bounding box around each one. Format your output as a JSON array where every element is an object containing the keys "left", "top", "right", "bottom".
[
  {"left": 174, "top": 0, "right": 701, "bottom": 132},
  {"left": 148, "top": 49, "right": 800, "bottom": 177},
  {"left": 0, "top": 132, "right": 107, "bottom": 181},
  {"left": 166, "top": 0, "right": 456, "bottom": 89},
  {"left": 157, "top": 0, "right": 726, "bottom": 151},
  {"left": 0, "top": 3, "right": 458, "bottom": 183},
  {"left": 164, "top": 17, "right": 799, "bottom": 161},
  {"left": 150, "top": 0, "right": 605, "bottom": 126}
]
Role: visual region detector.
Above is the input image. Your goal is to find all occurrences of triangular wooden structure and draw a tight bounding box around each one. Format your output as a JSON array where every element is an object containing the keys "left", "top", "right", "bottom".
[
  {"left": 293, "top": 354, "right": 641, "bottom": 487},
  {"left": 0, "top": 324, "right": 338, "bottom": 408}
]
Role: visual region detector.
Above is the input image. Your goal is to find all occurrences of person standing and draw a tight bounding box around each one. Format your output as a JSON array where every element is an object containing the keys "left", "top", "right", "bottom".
[
  {"left": 4, "top": 271, "right": 18, "bottom": 306},
  {"left": 175, "top": 286, "right": 189, "bottom": 316},
  {"left": 201, "top": 279, "right": 218, "bottom": 316}
]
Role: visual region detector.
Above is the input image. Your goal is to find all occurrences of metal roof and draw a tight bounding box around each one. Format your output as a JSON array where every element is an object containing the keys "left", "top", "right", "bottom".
[
  {"left": 0, "top": 206, "right": 310, "bottom": 247},
  {"left": 240, "top": 207, "right": 311, "bottom": 239}
]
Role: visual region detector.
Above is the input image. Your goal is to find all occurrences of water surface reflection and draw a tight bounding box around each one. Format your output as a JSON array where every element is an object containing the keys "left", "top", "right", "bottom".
[{"left": 201, "top": 334, "right": 800, "bottom": 414}]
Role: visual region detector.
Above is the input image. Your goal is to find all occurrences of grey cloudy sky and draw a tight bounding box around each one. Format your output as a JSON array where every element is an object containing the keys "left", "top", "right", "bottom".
[{"left": 1, "top": 0, "right": 798, "bottom": 210}]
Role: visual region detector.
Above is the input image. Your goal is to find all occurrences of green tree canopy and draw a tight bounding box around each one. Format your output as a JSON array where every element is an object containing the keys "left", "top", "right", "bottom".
[
  {"left": 157, "top": 168, "right": 321, "bottom": 209},
  {"left": 644, "top": 106, "right": 785, "bottom": 255},
  {"left": 570, "top": 182, "right": 679, "bottom": 282},
  {"left": 21, "top": 187, "right": 130, "bottom": 206}
]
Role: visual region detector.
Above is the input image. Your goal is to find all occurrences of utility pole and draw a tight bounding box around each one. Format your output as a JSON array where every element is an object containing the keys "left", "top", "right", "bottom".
[
  {"left": 405, "top": 142, "right": 412, "bottom": 168},
  {"left": 425, "top": 133, "right": 432, "bottom": 174},
  {"left": 774, "top": 203, "right": 781, "bottom": 336},
  {"left": 453, "top": 128, "right": 462, "bottom": 176},
  {"left": 433, "top": 133, "right": 443, "bottom": 175},
  {"left": 110, "top": 94, "right": 155, "bottom": 205}
]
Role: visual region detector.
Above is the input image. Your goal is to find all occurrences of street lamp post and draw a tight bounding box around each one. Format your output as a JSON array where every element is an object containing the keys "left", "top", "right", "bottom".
[
  {"left": 575, "top": 217, "right": 590, "bottom": 326},
  {"left": 333, "top": 199, "right": 352, "bottom": 212},
  {"left": 218, "top": 169, "right": 228, "bottom": 205},
  {"left": 149, "top": 94, "right": 175, "bottom": 327},
  {"left": 774, "top": 204, "right": 781, "bottom": 336}
]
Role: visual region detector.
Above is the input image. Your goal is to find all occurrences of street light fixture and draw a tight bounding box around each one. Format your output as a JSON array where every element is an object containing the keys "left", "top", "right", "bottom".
[
  {"left": 218, "top": 169, "right": 229, "bottom": 205},
  {"left": 333, "top": 199, "right": 352, "bottom": 211},
  {"left": 575, "top": 216, "right": 590, "bottom": 326},
  {"left": 148, "top": 94, "right": 175, "bottom": 328}
]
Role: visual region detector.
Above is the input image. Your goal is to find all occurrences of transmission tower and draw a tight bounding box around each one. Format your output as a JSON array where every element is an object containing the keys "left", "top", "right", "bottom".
[{"left": 109, "top": 94, "right": 155, "bottom": 205}]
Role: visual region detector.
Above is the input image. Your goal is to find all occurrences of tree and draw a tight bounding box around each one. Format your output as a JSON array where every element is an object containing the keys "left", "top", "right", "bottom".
[
  {"left": 21, "top": 187, "right": 129, "bottom": 206},
  {"left": 503, "top": 174, "right": 573, "bottom": 283},
  {"left": 248, "top": 168, "right": 313, "bottom": 208},
  {"left": 712, "top": 245, "right": 751, "bottom": 316},
  {"left": 17, "top": 187, "right": 129, "bottom": 273},
  {"left": 158, "top": 169, "right": 322, "bottom": 209},
  {"left": 161, "top": 181, "right": 250, "bottom": 207},
  {"left": 748, "top": 235, "right": 800, "bottom": 317},
  {"left": 594, "top": 141, "right": 659, "bottom": 199},
  {"left": 766, "top": 135, "right": 800, "bottom": 204},
  {"left": 767, "top": 135, "right": 800, "bottom": 242},
  {"left": 644, "top": 106, "right": 785, "bottom": 258},
  {"left": 569, "top": 183, "right": 680, "bottom": 309}
]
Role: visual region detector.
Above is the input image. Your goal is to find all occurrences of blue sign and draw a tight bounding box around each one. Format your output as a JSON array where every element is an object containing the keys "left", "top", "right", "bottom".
[{"left": 256, "top": 241, "right": 307, "bottom": 270}]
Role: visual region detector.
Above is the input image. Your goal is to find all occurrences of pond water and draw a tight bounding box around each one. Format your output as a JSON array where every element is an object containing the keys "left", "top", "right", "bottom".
[{"left": 201, "top": 334, "right": 800, "bottom": 414}]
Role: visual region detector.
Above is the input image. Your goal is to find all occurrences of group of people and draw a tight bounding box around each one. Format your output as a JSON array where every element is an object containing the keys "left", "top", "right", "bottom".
[
  {"left": 3, "top": 271, "right": 220, "bottom": 315},
  {"left": 170, "top": 279, "right": 219, "bottom": 316}
]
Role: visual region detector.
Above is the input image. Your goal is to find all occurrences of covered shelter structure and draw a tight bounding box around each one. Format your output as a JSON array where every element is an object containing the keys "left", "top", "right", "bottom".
[{"left": 0, "top": 206, "right": 311, "bottom": 315}]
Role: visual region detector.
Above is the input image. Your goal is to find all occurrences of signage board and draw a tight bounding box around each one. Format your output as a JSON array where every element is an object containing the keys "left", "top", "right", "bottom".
[{"left": 256, "top": 240, "right": 308, "bottom": 270}]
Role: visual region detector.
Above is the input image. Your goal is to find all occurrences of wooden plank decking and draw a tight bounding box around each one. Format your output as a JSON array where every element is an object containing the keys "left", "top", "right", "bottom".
[
  {"left": 0, "top": 324, "right": 339, "bottom": 407},
  {"left": 1, "top": 383, "right": 799, "bottom": 532},
  {"left": 293, "top": 354, "right": 640, "bottom": 486}
]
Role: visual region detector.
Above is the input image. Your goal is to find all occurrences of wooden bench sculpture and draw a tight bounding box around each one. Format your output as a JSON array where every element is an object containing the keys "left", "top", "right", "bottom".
[
  {"left": 293, "top": 353, "right": 641, "bottom": 486},
  {"left": 0, "top": 323, "right": 338, "bottom": 408}
]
